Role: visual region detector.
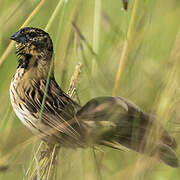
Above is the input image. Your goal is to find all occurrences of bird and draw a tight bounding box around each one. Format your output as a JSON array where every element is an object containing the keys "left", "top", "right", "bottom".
[{"left": 9, "top": 27, "right": 179, "bottom": 168}]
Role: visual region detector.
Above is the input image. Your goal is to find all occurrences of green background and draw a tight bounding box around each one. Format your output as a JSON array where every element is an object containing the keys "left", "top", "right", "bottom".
[{"left": 0, "top": 0, "right": 180, "bottom": 179}]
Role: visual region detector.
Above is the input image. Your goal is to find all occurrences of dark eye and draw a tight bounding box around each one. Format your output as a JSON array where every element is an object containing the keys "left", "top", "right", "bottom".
[{"left": 29, "top": 32, "right": 37, "bottom": 38}]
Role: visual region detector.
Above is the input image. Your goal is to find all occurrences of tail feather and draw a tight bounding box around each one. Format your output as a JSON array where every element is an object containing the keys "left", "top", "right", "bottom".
[{"left": 156, "top": 143, "right": 179, "bottom": 168}]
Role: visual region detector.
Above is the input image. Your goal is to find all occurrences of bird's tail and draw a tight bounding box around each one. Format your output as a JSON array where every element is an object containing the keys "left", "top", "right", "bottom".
[{"left": 77, "top": 96, "right": 179, "bottom": 168}]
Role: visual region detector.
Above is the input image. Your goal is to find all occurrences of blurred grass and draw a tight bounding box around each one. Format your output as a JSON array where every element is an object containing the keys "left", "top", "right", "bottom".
[{"left": 0, "top": 0, "right": 180, "bottom": 179}]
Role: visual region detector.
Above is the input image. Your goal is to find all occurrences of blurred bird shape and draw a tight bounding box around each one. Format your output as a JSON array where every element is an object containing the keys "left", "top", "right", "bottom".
[{"left": 10, "top": 27, "right": 179, "bottom": 168}]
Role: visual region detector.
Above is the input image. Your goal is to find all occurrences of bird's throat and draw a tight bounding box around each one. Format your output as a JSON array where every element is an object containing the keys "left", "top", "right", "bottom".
[{"left": 17, "top": 54, "right": 32, "bottom": 69}]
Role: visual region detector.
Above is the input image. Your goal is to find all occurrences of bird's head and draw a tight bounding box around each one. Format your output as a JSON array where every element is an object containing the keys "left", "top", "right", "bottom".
[{"left": 10, "top": 27, "right": 53, "bottom": 69}]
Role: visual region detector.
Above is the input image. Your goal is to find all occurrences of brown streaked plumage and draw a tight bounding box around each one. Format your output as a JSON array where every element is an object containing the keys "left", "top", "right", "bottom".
[{"left": 10, "top": 27, "right": 179, "bottom": 167}]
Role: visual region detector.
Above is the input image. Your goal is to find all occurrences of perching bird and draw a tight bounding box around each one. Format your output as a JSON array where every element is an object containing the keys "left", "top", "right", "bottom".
[{"left": 10, "top": 27, "right": 179, "bottom": 168}]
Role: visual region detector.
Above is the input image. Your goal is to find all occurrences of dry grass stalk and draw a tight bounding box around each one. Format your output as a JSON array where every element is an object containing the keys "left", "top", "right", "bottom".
[{"left": 112, "top": 0, "right": 141, "bottom": 96}]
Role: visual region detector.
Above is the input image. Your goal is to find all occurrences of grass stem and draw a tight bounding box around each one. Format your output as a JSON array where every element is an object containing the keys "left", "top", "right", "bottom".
[{"left": 112, "top": 0, "right": 140, "bottom": 96}]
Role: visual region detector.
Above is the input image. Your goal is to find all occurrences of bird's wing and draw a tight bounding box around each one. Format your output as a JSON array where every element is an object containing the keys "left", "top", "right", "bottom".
[
  {"left": 76, "top": 96, "right": 178, "bottom": 167},
  {"left": 77, "top": 96, "right": 176, "bottom": 149},
  {"left": 76, "top": 96, "right": 141, "bottom": 143}
]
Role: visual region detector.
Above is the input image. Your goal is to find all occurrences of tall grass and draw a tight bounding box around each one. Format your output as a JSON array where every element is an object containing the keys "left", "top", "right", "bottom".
[{"left": 0, "top": 0, "right": 180, "bottom": 179}]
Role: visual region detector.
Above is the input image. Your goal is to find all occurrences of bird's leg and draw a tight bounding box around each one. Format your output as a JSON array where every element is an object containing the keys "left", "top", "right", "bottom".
[
  {"left": 32, "top": 144, "right": 60, "bottom": 180},
  {"left": 40, "top": 143, "right": 60, "bottom": 162}
]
